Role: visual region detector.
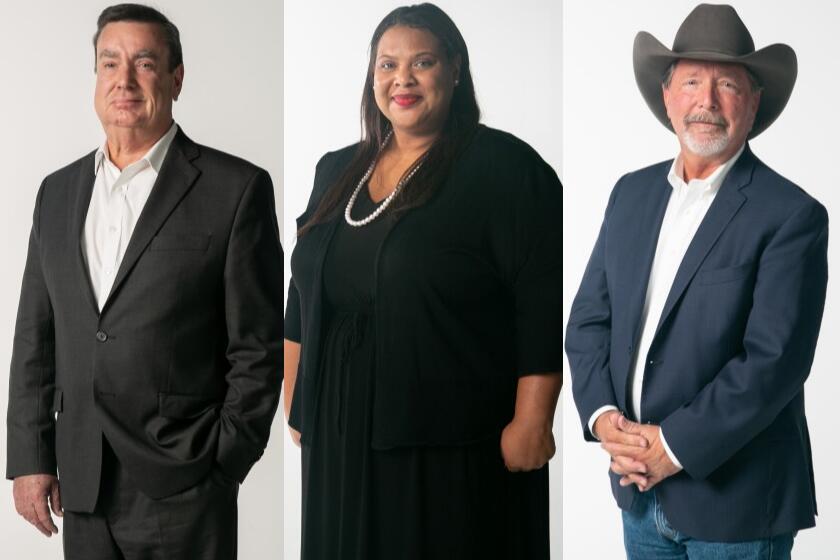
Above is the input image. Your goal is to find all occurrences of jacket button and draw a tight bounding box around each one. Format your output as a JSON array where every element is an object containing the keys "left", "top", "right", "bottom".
[{"left": 96, "top": 330, "right": 108, "bottom": 342}]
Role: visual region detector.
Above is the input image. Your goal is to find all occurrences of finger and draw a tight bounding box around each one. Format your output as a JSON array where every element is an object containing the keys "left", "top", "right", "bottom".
[
  {"left": 609, "top": 455, "right": 647, "bottom": 475},
  {"left": 619, "top": 473, "right": 649, "bottom": 490},
  {"left": 49, "top": 481, "right": 63, "bottom": 517},
  {"left": 602, "top": 442, "right": 648, "bottom": 459},
  {"left": 599, "top": 427, "right": 648, "bottom": 448},
  {"left": 25, "top": 507, "right": 52, "bottom": 537},
  {"left": 616, "top": 416, "right": 649, "bottom": 443},
  {"left": 33, "top": 498, "right": 58, "bottom": 534}
]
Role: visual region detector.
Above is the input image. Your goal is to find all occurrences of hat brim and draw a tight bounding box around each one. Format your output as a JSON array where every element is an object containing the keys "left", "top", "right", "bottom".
[{"left": 633, "top": 31, "right": 797, "bottom": 139}]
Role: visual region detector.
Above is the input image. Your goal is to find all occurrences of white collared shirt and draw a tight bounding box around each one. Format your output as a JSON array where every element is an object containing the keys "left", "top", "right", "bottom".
[
  {"left": 82, "top": 122, "right": 178, "bottom": 310},
  {"left": 589, "top": 144, "right": 745, "bottom": 469}
]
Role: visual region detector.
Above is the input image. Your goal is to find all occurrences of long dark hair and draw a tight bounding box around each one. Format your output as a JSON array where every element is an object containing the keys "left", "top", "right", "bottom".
[{"left": 298, "top": 3, "right": 481, "bottom": 236}]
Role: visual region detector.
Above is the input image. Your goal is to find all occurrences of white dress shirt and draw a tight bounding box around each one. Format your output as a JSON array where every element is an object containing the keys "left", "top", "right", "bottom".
[
  {"left": 82, "top": 122, "right": 178, "bottom": 310},
  {"left": 588, "top": 144, "right": 745, "bottom": 469}
]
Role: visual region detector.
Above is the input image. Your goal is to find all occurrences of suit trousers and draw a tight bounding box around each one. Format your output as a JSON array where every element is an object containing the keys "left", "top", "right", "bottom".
[{"left": 62, "top": 439, "right": 238, "bottom": 560}]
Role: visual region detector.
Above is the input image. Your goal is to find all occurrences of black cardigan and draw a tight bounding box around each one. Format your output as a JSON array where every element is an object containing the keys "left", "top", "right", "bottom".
[{"left": 285, "top": 125, "right": 563, "bottom": 448}]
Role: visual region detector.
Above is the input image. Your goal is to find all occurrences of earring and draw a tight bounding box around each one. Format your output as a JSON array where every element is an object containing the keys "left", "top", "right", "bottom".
[{"left": 454, "top": 79, "right": 460, "bottom": 86}]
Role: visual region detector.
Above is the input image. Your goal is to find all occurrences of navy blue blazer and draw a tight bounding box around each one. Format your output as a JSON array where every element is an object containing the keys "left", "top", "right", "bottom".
[{"left": 565, "top": 145, "right": 827, "bottom": 542}]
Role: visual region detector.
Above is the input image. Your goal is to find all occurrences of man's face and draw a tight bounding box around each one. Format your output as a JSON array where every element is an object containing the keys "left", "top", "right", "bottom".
[
  {"left": 94, "top": 21, "right": 183, "bottom": 134},
  {"left": 663, "top": 60, "right": 760, "bottom": 160}
]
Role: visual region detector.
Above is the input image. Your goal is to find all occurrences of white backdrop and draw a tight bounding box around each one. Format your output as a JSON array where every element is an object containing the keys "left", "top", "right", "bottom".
[
  {"left": 0, "top": 1, "right": 283, "bottom": 558},
  {"left": 563, "top": 1, "right": 839, "bottom": 558},
  {"left": 283, "top": 0, "right": 562, "bottom": 558}
]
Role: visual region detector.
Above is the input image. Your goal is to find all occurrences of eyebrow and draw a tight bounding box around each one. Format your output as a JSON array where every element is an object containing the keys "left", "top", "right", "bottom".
[
  {"left": 97, "top": 48, "right": 159, "bottom": 60},
  {"left": 376, "top": 50, "right": 439, "bottom": 60},
  {"left": 134, "top": 49, "right": 159, "bottom": 60}
]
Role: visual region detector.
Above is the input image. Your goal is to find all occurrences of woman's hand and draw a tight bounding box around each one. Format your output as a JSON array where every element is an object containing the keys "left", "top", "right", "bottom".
[
  {"left": 501, "top": 415, "right": 556, "bottom": 471},
  {"left": 500, "top": 372, "right": 562, "bottom": 471}
]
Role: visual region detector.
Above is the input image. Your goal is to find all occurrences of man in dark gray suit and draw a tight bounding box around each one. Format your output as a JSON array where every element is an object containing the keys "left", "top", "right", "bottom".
[{"left": 6, "top": 4, "right": 283, "bottom": 559}]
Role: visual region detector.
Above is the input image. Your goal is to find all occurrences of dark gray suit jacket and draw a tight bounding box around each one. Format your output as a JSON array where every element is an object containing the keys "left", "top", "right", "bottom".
[{"left": 6, "top": 128, "right": 284, "bottom": 512}]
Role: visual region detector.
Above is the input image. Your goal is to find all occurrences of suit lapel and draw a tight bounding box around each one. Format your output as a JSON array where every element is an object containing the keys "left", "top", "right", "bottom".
[
  {"left": 100, "top": 129, "right": 201, "bottom": 315},
  {"left": 71, "top": 152, "right": 99, "bottom": 317},
  {"left": 615, "top": 171, "right": 671, "bottom": 412},
  {"left": 652, "top": 147, "right": 755, "bottom": 338}
]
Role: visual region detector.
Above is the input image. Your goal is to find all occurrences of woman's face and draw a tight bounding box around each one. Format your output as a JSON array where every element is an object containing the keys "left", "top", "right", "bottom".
[{"left": 372, "top": 25, "right": 460, "bottom": 139}]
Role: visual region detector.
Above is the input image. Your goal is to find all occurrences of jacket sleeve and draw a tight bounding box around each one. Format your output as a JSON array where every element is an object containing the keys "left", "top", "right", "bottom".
[
  {"left": 6, "top": 180, "right": 57, "bottom": 479},
  {"left": 661, "top": 199, "right": 828, "bottom": 480},
  {"left": 284, "top": 278, "right": 301, "bottom": 343},
  {"left": 216, "top": 168, "right": 284, "bottom": 482},
  {"left": 564, "top": 176, "right": 624, "bottom": 441},
  {"left": 511, "top": 156, "right": 564, "bottom": 375}
]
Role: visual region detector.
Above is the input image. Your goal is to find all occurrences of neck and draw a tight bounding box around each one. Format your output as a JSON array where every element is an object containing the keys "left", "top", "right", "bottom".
[
  {"left": 680, "top": 143, "right": 743, "bottom": 182},
  {"left": 390, "top": 128, "right": 439, "bottom": 158},
  {"left": 104, "top": 121, "right": 171, "bottom": 170}
]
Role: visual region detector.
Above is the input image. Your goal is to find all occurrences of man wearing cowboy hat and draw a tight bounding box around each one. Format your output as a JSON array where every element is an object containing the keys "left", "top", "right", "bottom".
[{"left": 566, "top": 4, "right": 826, "bottom": 558}]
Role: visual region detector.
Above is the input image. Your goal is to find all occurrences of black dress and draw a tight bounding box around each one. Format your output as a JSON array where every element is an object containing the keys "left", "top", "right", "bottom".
[{"left": 300, "top": 187, "right": 550, "bottom": 560}]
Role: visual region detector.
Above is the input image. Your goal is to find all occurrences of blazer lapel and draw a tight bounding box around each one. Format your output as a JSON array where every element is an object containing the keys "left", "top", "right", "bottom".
[
  {"left": 653, "top": 147, "right": 755, "bottom": 338},
  {"left": 71, "top": 151, "right": 99, "bottom": 317},
  {"left": 616, "top": 172, "right": 671, "bottom": 412},
  {"left": 100, "top": 129, "right": 201, "bottom": 315}
]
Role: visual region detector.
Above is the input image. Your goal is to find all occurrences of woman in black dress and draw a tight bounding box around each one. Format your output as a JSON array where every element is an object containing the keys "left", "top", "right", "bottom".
[{"left": 284, "top": 4, "right": 563, "bottom": 559}]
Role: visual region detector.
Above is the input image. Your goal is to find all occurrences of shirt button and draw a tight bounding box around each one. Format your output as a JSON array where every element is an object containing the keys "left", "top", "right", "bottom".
[{"left": 96, "top": 330, "right": 108, "bottom": 343}]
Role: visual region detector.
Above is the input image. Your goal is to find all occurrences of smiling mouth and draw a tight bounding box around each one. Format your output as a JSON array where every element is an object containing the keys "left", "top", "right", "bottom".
[
  {"left": 112, "top": 99, "right": 143, "bottom": 107},
  {"left": 392, "top": 94, "right": 421, "bottom": 107}
]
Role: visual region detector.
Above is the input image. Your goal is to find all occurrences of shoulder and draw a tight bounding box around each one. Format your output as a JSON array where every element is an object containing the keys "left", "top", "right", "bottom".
[
  {"left": 747, "top": 152, "right": 824, "bottom": 216},
  {"left": 41, "top": 150, "right": 97, "bottom": 191},
  {"left": 314, "top": 143, "right": 359, "bottom": 186},
  {"left": 192, "top": 142, "right": 268, "bottom": 183},
  {"left": 458, "top": 125, "right": 560, "bottom": 197},
  {"left": 463, "top": 125, "right": 551, "bottom": 169}
]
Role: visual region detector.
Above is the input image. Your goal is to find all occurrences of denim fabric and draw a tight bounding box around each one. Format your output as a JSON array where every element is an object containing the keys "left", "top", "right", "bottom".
[{"left": 622, "top": 490, "right": 794, "bottom": 559}]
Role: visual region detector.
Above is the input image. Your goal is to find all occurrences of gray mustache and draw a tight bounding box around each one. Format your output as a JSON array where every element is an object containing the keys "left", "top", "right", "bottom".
[{"left": 684, "top": 112, "right": 728, "bottom": 127}]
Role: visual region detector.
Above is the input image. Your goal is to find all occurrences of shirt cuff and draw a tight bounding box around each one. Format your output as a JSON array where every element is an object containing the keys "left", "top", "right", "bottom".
[
  {"left": 588, "top": 405, "right": 619, "bottom": 441},
  {"left": 659, "top": 427, "right": 684, "bottom": 471}
]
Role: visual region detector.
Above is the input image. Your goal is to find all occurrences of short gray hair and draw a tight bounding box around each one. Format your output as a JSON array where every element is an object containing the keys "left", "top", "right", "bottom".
[{"left": 661, "top": 60, "right": 762, "bottom": 92}]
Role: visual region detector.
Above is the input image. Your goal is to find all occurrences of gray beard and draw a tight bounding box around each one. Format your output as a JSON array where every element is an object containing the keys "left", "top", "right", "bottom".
[{"left": 681, "top": 128, "right": 731, "bottom": 157}]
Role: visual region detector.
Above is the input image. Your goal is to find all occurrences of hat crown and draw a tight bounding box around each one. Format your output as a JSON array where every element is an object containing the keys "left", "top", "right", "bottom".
[{"left": 673, "top": 4, "right": 755, "bottom": 56}]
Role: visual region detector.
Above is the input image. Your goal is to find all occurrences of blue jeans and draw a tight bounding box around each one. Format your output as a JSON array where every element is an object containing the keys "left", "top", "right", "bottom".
[{"left": 622, "top": 490, "right": 794, "bottom": 559}]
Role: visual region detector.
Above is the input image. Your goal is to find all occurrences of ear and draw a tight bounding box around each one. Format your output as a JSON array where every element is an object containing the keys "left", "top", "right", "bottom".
[
  {"left": 172, "top": 64, "right": 185, "bottom": 101},
  {"left": 451, "top": 54, "right": 462, "bottom": 85},
  {"left": 662, "top": 84, "right": 672, "bottom": 120}
]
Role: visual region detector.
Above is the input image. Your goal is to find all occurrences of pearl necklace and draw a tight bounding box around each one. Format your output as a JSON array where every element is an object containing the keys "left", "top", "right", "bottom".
[{"left": 344, "top": 131, "right": 426, "bottom": 227}]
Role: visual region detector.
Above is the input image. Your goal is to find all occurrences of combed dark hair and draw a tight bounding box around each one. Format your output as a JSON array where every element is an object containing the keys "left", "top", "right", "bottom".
[
  {"left": 299, "top": 2, "right": 481, "bottom": 236},
  {"left": 93, "top": 3, "right": 183, "bottom": 71}
]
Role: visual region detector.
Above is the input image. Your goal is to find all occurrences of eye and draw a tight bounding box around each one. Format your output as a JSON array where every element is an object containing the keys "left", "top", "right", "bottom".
[
  {"left": 102, "top": 61, "right": 117, "bottom": 70},
  {"left": 137, "top": 60, "right": 155, "bottom": 71},
  {"left": 379, "top": 61, "right": 396, "bottom": 71},
  {"left": 413, "top": 58, "right": 435, "bottom": 69}
]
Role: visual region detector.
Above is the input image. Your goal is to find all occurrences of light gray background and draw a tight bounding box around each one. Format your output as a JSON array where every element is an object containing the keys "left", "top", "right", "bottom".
[
  {"left": 283, "top": 0, "right": 562, "bottom": 558},
  {"left": 0, "top": 1, "right": 283, "bottom": 558},
  {"left": 563, "top": 1, "right": 839, "bottom": 558}
]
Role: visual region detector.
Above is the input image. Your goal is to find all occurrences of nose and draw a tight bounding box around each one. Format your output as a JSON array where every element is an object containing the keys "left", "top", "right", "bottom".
[
  {"left": 115, "top": 63, "right": 137, "bottom": 90},
  {"left": 698, "top": 81, "right": 719, "bottom": 111},
  {"left": 394, "top": 63, "right": 417, "bottom": 88}
]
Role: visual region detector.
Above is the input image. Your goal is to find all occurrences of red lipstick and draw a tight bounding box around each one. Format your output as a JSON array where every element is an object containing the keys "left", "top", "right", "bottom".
[{"left": 393, "top": 94, "right": 421, "bottom": 107}]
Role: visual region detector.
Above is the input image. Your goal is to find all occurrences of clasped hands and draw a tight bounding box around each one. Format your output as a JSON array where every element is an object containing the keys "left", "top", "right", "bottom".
[{"left": 594, "top": 410, "right": 680, "bottom": 491}]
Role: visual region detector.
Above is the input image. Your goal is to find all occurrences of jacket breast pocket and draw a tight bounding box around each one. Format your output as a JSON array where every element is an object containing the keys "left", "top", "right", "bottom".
[
  {"left": 695, "top": 260, "right": 755, "bottom": 286},
  {"left": 149, "top": 233, "right": 211, "bottom": 252}
]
